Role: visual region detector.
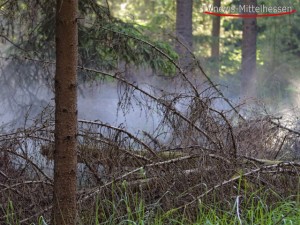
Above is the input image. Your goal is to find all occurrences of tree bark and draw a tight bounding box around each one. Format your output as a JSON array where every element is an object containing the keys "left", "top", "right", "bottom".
[
  {"left": 52, "top": 0, "right": 78, "bottom": 224},
  {"left": 241, "top": 0, "right": 257, "bottom": 98},
  {"left": 176, "top": 0, "right": 193, "bottom": 70},
  {"left": 211, "top": 0, "right": 221, "bottom": 76}
]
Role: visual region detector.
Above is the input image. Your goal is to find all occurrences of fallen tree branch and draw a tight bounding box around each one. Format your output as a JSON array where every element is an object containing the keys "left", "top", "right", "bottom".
[
  {"left": 79, "top": 67, "right": 219, "bottom": 148},
  {"left": 179, "top": 161, "right": 300, "bottom": 210},
  {"left": 79, "top": 119, "right": 158, "bottom": 158}
]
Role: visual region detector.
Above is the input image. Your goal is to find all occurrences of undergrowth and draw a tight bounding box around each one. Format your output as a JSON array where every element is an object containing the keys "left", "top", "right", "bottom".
[{"left": 2, "top": 187, "right": 300, "bottom": 225}]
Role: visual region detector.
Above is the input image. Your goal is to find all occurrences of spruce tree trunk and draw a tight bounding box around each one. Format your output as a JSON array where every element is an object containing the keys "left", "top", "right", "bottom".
[
  {"left": 52, "top": 0, "right": 78, "bottom": 224},
  {"left": 211, "top": 0, "right": 221, "bottom": 76},
  {"left": 176, "top": 0, "right": 193, "bottom": 70},
  {"left": 241, "top": 0, "right": 257, "bottom": 98}
]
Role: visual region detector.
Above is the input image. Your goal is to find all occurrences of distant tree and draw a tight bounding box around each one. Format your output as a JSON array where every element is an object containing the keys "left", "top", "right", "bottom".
[
  {"left": 241, "top": 0, "right": 257, "bottom": 98},
  {"left": 211, "top": 0, "right": 221, "bottom": 76},
  {"left": 52, "top": 0, "right": 78, "bottom": 224},
  {"left": 176, "top": 0, "right": 193, "bottom": 70}
]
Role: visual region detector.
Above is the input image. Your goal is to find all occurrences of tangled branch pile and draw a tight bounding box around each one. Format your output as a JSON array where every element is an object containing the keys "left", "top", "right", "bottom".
[{"left": 1, "top": 66, "right": 300, "bottom": 224}]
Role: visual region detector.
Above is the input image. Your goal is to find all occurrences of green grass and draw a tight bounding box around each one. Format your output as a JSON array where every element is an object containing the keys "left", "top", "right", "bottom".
[
  {"left": 76, "top": 186, "right": 300, "bottom": 225},
  {"left": 2, "top": 193, "right": 300, "bottom": 225}
]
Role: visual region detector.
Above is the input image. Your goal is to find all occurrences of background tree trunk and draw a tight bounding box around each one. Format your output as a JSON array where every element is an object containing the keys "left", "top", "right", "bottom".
[
  {"left": 241, "top": 0, "right": 257, "bottom": 98},
  {"left": 52, "top": 0, "right": 78, "bottom": 224},
  {"left": 176, "top": 0, "right": 193, "bottom": 70},
  {"left": 211, "top": 0, "right": 221, "bottom": 76}
]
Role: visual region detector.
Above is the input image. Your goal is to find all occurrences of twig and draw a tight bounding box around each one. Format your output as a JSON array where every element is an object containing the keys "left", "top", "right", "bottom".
[
  {"left": 98, "top": 26, "right": 200, "bottom": 98},
  {"left": 81, "top": 152, "right": 229, "bottom": 196},
  {"left": 0, "top": 180, "right": 52, "bottom": 192},
  {"left": 0, "top": 170, "right": 8, "bottom": 179},
  {"left": 79, "top": 67, "right": 218, "bottom": 147},
  {"left": 5, "top": 149, "right": 53, "bottom": 182},
  {"left": 78, "top": 133, "right": 153, "bottom": 164},
  {"left": 178, "top": 162, "right": 300, "bottom": 210},
  {"left": 0, "top": 0, "right": 9, "bottom": 8},
  {"left": 19, "top": 205, "right": 52, "bottom": 224},
  {"left": 269, "top": 119, "right": 300, "bottom": 136},
  {"left": 79, "top": 119, "right": 158, "bottom": 158},
  {"left": 209, "top": 107, "right": 238, "bottom": 157},
  {"left": 173, "top": 35, "right": 246, "bottom": 122},
  {"left": 0, "top": 34, "right": 28, "bottom": 53},
  {"left": 274, "top": 135, "right": 287, "bottom": 159}
]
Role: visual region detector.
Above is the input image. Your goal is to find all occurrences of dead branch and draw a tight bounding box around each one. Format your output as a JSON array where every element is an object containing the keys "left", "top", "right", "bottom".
[
  {"left": 79, "top": 119, "right": 158, "bottom": 158},
  {"left": 180, "top": 161, "right": 300, "bottom": 210},
  {"left": 79, "top": 67, "right": 219, "bottom": 148}
]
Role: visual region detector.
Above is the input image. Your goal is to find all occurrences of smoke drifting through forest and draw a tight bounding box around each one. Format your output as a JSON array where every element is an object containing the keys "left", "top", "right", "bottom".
[
  {"left": 0, "top": 64, "right": 173, "bottom": 138},
  {"left": 0, "top": 59, "right": 299, "bottom": 139},
  {"left": 1, "top": 1, "right": 300, "bottom": 223},
  {"left": 2, "top": 53, "right": 300, "bottom": 224}
]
